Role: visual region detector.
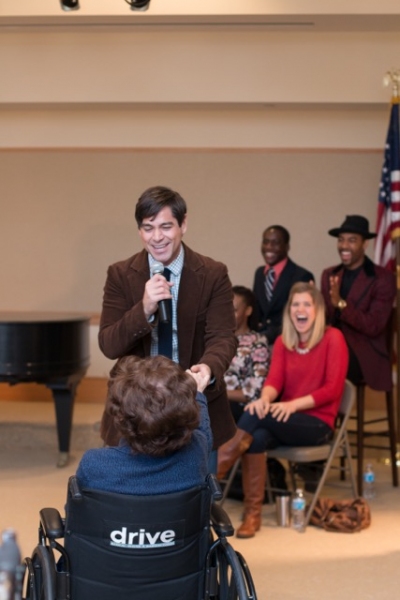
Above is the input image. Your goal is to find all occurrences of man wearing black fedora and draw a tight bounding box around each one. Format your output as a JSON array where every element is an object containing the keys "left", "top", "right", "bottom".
[{"left": 321, "top": 215, "right": 396, "bottom": 391}]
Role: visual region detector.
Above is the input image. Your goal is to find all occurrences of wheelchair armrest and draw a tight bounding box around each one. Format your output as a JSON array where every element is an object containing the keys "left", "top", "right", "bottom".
[
  {"left": 210, "top": 503, "right": 235, "bottom": 538},
  {"left": 68, "top": 475, "right": 83, "bottom": 501},
  {"left": 39, "top": 508, "right": 65, "bottom": 540},
  {"left": 207, "top": 473, "right": 223, "bottom": 501}
]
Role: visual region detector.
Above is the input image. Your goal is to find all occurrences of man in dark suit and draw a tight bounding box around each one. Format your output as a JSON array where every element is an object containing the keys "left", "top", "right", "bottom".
[
  {"left": 98, "top": 186, "right": 237, "bottom": 451},
  {"left": 253, "top": 225, "right": 314, "bottom": 344},
  {"left": 321, "top": 215, "right": 396, "bottom": 390}
]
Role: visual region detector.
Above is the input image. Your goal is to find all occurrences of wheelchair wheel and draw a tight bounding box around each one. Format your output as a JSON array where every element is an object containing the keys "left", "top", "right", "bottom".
[
  {"left": 208, "top": 541, "right": 256, "bottom": 600},
  {"left": 216, "top": 543, "right": 249, "bottom": 599},
  {"left": 23, "top": 557, "right": 36, "bottom": 600},
  {"left": 232, "top": 551, "right": 257, "bottom": 600},
  {"left": 23, "top": 545, "right": 56, "bottom": 600}
]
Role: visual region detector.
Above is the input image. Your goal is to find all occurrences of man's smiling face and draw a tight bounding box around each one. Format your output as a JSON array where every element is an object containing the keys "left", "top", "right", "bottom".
[
  {"left": 139, "top": 206, "right": 187, "bottom": 265},
  {"left": 261, "top": 228, "right": 289, "bottom": 267},
  {"left": 337, "top": 233, "right": 367, "bottom": 270}
]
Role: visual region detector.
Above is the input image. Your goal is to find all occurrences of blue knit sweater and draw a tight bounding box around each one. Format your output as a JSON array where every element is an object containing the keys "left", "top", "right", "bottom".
[{"left": 76, "top": 393, "right": 212, "bottom": 495}]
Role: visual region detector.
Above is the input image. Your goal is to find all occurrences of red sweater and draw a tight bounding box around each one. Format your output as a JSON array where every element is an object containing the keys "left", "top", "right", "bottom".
[{"left": 264, "top": 327, "right": 348, "bottom": 429}]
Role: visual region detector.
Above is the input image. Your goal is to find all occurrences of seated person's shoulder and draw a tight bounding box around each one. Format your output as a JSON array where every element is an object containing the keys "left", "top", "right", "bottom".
[
  {"left": 375, "top": 264, "right": 396, "bottom": 282},
  {"left": 325, "top": 326, "right": 346, "bottom": 347},
  {"left": 286, "top": 259, "right": 314, "bottom": 282},
  {"left": 321, "top": 265, "right": 334, "bottom": 278},
  {"left": 75, "top": 448, "right": 103, "bottom": 486},
  {"left": 77, "top": 447, "right": 117, "bottom": 474},
  {"left": 298, "top": 265, "right": 314, "bottom": 282},
  {"left": 371, "top": 264, "right": 396, "bottom": 298}
]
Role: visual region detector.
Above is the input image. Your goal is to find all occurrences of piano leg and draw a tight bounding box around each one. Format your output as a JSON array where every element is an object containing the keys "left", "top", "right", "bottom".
[{"left": 47, "top": 379, "right": 79, "bottom": 468}]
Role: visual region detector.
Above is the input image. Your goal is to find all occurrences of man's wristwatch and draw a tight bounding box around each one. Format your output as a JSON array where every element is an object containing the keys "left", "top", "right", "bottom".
[{"left": 337, "top": 299, "right": 347, "bottom": 310}]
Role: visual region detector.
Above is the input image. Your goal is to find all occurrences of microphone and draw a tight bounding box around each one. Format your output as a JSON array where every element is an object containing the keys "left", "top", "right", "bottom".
[{"left": 150, "top": 261, "right": 170, "bottom": 324}]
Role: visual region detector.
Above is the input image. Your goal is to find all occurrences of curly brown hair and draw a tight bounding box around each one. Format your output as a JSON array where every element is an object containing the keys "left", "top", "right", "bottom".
[{"left": 108, "top": 355, "right": 200, "bottom": 457}]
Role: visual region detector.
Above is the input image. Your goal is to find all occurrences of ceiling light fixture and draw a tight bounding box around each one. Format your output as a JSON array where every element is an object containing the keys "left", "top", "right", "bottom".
[
  {"left": 60, "top": 0, "right": 80, "bottom": 10},
  {"left": 125, "top": 0, "right": 151, "bottom": 11}
]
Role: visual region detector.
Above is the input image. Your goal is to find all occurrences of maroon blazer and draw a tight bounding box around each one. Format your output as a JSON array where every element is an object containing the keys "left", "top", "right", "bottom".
[
  {"left": 99, "top": 243, "right": 237, "bottom": 448},
  {"left": 321, "top": 257, "right": 396, "bottom": 391}
]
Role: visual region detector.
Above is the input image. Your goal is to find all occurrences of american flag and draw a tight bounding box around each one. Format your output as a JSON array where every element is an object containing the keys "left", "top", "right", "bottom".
[{"left": 374, "top": 101, "right": 400, "bottom": 271}]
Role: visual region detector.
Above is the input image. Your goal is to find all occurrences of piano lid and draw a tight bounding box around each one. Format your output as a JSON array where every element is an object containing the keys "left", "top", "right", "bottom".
[
  {"left": 0, "top": 311, "right": 91, "bottom": 323},
  {"left": 0, "top": 311, "right": 90, "bottom": 381}
]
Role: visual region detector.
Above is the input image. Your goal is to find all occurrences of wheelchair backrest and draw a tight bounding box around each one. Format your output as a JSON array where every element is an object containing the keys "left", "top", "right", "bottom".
[{"left": 64, "top": 477, "right": 212, "bottom": 600}]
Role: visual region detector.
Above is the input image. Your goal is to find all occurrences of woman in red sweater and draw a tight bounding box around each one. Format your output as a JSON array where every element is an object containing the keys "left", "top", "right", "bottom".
[{"left": 217, "top": 282, "right": 348, "bottom": 538}]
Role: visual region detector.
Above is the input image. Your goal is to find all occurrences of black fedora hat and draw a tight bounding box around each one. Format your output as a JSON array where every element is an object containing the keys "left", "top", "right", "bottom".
[{"left": 328, "top": 215, "right": 377, "bottom": 239}]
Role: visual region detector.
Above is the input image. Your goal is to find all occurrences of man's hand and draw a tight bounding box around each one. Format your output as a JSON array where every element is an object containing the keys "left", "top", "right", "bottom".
[
  {"left": 328, "top": 275, "right": 341, "bottom": 308},
  {"left": 142, "top": 274, "right": 173, "bottom": 319},
  {"left": 186, "top": 369, "right": 209, "bottom": 393},
  {"left": 189, "top": 363, "right": 211, "bottom": 390}
]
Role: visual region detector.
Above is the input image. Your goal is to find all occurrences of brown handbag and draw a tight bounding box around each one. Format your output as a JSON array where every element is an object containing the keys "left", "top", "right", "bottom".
[{"left": 310, "top": 497, "right": 371, "bottom": 533}]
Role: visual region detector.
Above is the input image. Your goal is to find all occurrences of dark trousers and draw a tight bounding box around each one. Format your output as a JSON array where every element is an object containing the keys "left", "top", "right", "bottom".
[{"left": 237, "top": 410, "right": 333, "bottom": 453}]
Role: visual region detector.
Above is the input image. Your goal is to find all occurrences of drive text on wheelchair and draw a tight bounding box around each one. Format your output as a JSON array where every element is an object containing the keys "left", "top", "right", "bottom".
[{"left": 108, "top": 522, "right": 183, "bottom": 549}]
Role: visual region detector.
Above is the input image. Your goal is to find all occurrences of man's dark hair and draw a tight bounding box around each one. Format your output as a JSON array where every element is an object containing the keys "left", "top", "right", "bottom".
[
  {"left": 108, "top": 355, "right": 199, "bottom": 457},
  {"left": 264, "top": 225, "right": 290, "bottom": 245},
  {"left": 232, "top": 285, "right": 259, "bottom": 331},
  {"left": 135, "top": 186, "right": 187, "bottom": 227}
]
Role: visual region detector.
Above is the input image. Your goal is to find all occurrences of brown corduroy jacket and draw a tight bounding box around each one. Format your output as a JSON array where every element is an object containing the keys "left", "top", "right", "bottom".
[{"left": 99, "top": 243, "right": 237, "bottom": 449}]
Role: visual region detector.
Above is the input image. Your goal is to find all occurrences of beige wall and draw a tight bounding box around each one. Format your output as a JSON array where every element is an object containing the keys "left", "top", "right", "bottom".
[
  {"left": 1, "top": 29, "right": 398, "bottom": 149},
  {"left": 0, "top": 3, "right": 397, "bottom": 376},
  {"left": 1, "top": 30, "right": 399, "bottom": 107},
  {"left": 0, "top": 148, "right": 381, "bottom": 314}
]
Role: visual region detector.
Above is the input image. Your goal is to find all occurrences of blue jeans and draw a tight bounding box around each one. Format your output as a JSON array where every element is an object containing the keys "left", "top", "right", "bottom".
[{"left": 237, "top": 410, "right": 333, "bottom": 454}]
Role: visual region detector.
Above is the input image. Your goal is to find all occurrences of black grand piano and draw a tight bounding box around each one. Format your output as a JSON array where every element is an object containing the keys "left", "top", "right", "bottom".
[{"left": 0, "top": 312, "right": 90, "bottom": 467}]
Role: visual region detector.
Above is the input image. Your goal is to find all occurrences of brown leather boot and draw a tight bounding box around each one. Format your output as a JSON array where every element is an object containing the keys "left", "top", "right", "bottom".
[
  {"left": 236, "top": 453, "right": 266, "bottom": 539},
  {"left": 217, "top": 429, "right": 253, "bottom": 480}
]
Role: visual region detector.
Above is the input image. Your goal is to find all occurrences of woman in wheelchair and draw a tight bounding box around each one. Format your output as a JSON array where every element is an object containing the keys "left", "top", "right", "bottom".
[
  {"left": 217, "top": 282, "right": 349, "bottom": 538},
  {"left": 23, "top": 356, "right": 259, "bottom": 600},
  {"left": 76, "top": 355, "right": 212, "bottom": 494}
]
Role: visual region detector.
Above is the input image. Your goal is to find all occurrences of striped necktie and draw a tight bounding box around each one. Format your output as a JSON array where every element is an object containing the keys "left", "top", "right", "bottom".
[
  {"left": 157, "top": 268, "right": 173, "bottom": 359},
  {"left": 265, "top": 268, "right": 275, "bottom": 302}
]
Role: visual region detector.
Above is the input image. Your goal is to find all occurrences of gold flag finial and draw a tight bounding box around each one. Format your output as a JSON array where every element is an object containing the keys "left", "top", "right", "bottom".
[{"left": 383, "top": 69, "right": 400, "bottom": 102}]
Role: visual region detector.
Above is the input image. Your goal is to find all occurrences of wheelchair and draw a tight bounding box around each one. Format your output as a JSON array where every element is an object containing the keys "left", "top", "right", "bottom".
[{"left": 22, "top": 474, "right": 257, "bottom": 600}]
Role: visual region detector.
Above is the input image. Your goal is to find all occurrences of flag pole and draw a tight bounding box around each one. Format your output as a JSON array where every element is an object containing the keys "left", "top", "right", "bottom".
[
  {"left": 396, "top": 237, "right": 400, "bottom": 445},
  {"left": 381, "top": 70, "right": 400, "bottom": 448},
  {"left": 384, "top": 69, "right": 400, "bottom": 446}
]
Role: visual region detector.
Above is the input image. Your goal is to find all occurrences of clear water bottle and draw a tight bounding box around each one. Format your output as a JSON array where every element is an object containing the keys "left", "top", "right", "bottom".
[
  {"left": 291, "top": 488, "right": 306, "bottom": 532},
  {"left": 363, "top": 463, "right": 376, "bottom": 499},
  {"left": 0, "top": 528, "right": 22, "bottom": 600}
]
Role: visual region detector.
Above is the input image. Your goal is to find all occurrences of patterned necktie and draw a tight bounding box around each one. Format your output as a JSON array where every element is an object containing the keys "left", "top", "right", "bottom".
[
  {"left": 157, "top": 268, "right": 173, "bottom": 359},
  {"left": 265, "top": 268, "right": 275, "bottom": 302}
]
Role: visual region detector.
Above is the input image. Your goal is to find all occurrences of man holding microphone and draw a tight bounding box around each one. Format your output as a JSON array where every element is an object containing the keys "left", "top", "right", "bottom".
[{"left": 99, "top": 185, "right": 237, "bottom": 456}]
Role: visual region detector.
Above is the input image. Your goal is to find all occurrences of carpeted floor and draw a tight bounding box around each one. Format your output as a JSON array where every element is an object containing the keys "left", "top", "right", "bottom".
[{"left": 1, "top": 400, "right": 400, "bottom": 600}]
